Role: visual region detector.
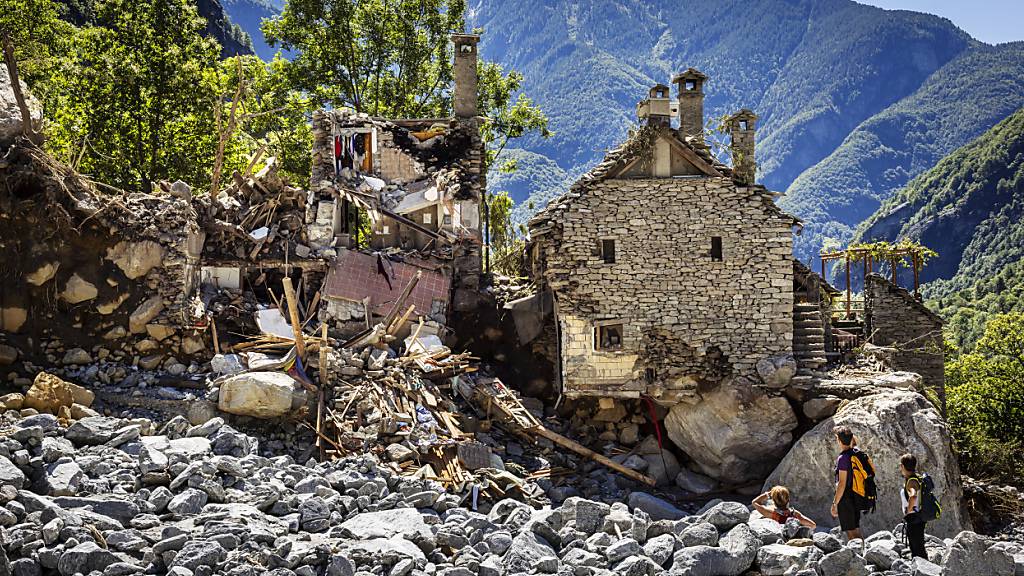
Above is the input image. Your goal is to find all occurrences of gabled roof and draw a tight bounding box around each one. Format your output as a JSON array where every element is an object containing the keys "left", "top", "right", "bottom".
[{"left": 528, "top": 124, "right": 802, "bottom": 233}]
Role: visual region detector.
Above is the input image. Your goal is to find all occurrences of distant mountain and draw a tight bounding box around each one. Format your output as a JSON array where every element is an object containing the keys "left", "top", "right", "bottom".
[
  {"left": 853, "top": 107, "right": 1024, "bottom": 349},
  {"left": 221, "top": 0, "right": 282, "bottom": 60},
  {"left": 780, "top": 42, "right": 1024, "bottom": 262},
  {"left": 57, "top": 0, "right": 255, "bottom": 58}
]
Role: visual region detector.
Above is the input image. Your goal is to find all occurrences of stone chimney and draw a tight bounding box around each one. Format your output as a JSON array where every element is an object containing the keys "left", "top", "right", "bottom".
[
  {"left": 452, "top": 33, "right": 480, "bottom": 120},
  {"left": 672, "top": 68, "right": 707, "bottom": 139},
  {"left": 636, "top": 84, "right": 673, "bottom": 127},
  {"left": 728, "top": 109, "right": 757, "bottom": 185}
]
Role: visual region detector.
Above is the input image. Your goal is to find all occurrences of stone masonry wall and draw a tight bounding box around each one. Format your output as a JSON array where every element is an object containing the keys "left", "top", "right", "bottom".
[
  {"left": 536, "top": 177, "right": 794, "bottom": 402},
  {"left": 865, "top": 274, "right": 946, "bottom": 407}
]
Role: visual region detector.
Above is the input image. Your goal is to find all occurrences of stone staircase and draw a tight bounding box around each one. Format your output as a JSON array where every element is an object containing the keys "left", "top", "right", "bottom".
[{"left": 792, "top": 302, "right": 828, "bottom": 385}]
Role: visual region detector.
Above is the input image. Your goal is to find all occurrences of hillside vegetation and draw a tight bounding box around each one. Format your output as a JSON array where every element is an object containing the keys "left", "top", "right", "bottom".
[
  {"left": 781, "top": 43, "right": 1024, "bottom": 262},
  {"left": 852, "top": 107, "right": 1024, "bottom": 350}
]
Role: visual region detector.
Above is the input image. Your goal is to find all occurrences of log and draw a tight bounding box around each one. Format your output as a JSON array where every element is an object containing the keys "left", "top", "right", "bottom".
[
  {"left": 382, "top": 270, "right": 422, "bottom": 328},
  {"left": 531, "top": 426, "right": 657, "bottom": 487},
  {"left": 281, "top": 277, "right": 306, "bottom": 360}
]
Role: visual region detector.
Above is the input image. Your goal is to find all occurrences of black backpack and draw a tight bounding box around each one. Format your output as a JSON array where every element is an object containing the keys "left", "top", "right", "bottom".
[{"left": 910, "top": 473, "right": 942, "bottom": 522}]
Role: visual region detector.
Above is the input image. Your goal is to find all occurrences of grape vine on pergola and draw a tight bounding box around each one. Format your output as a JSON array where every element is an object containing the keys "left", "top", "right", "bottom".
[{"left": 819, "top": 240, "right": 938, "bottom": 319}]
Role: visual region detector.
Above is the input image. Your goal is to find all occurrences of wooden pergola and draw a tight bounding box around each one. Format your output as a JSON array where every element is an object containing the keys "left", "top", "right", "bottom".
[{"left": 820, "top": 246, "right": 925, "bottom": 319}]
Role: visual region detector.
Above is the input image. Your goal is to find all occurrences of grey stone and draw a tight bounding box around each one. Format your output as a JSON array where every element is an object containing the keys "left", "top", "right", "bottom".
[
  {"left": 44, "top": 459, "right": 84, "bottom": 496},
  {"left": 702, "top": 501, "right": 750, "bottom": 531},
  {"left": 168, "top": 540, "right": 227, "bottom": 571},
  {"left": 66, "top": 417, "right": 123, "bottom": 445},
  {"left": 748, "top": 517, "right": 784, "bottom": 544},
  {"left": 0, "top": 455, "right": 25, "bottom": 488},
  {"left": 677, "top": 521, "right": 719, "bottom": 547},
  {"left": 41, "top": 436, "right": 75, "bottom": 462},
  {"left": 671, "top": 523, "right": 761, "bottom": 576},
  {"left": 864, "top": 541, "right": 899, "bottom": 570},
  {"left": 575, "top": 499, "right": 611, "bottom": 533},
  {"left": 942, "top": 531, "right": 1014, "bottom": 576},
  {"left": 675, "top": 468, "right": 718, "bottom": 494},
  {"left": 818, "top": 547, "right": 869, "bottom": 576},
  {"left": 167, "top": 488, "right": 208, "bottom": 516},
  {"left": 614, "top": 555, "right": 660, "bottom": 576},
  {"left": 642, "top": 533, "right": 676, "bottom": 566},
  {"left": 385, "top": 443, "right": 415, "bottom": 463},
  {"left": 627, "top": 492, "right": 685, "bottom": 521},
  {"left": 813, "top": 531, "right": 843, "bottom": 553},
  {"left": 338, "top": 507, "right": 432, "bottom": 542},
  {"left": 53, "top": 495, "right": 139, "bottom": 525},
  {"left": 58, "top": 542, "right": 120, "bottom": 576},
  {"left": 606, "top": 538, "right": 640, "bottom": 563},
  {"left": 755, "top": 543, "right": 823, "bottom": 575},
  {"left": 914, "top": 557, "right": 943, "bottom": 576},
  {"left": 504, "top": 531, "right": 557, "bottom": 574}
]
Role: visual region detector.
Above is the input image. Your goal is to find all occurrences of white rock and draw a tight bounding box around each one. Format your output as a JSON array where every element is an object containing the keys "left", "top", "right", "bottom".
[
  {"left": 61, "top": 274, "right": 98, "bottom": 304},
  {"left": 217, "top": 372, "right": 307, "bottom": 419},
  {"left": 106, "top": 240, "right": 165, "bottom": 279}
]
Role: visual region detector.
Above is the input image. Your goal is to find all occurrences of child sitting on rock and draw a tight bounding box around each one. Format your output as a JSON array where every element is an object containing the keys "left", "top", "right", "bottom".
[{"left": 752, "top": 486, "right": 817, "bottom": 530}]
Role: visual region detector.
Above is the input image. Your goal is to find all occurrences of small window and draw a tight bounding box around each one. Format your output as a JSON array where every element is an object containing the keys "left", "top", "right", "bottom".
[
  {"left": 645, "top": 367, "right": 656, "bottom": 383},
  {"left": 596, "top": 324, "right": 624, "bottom": 351},
  {"left": 382, "top": 225, "right": 390, "bottom": 234},
  {"left": 601, "top": 238, "right": 616, "bottom": 264},
  {"left": 423, "top": 213, "right": 432, "bottom": 224},
  {"left": 711, "top": 236, "right": 723, "bottom": 261},
  {"left": 685, "top": 80, "right": 697, "bottom": 91},
  {"left": 739, "top": 120, "right": 749, "bottom": 131}
]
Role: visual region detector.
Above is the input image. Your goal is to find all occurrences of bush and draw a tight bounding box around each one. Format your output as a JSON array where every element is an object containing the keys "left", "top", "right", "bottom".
[{"left": 946, "top": 313, "right": 1024, "bottom": 486}]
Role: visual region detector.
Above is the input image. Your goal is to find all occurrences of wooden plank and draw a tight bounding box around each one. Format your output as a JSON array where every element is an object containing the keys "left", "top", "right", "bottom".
[
  {"left": 531, "top": 426, "right": 657, "bottom": 487},
  {"left": 282, "top": 277, "right": 306, "bottom": 360},
  {"left": 382, "top": 271, "right": 422, "bottom": 329}
]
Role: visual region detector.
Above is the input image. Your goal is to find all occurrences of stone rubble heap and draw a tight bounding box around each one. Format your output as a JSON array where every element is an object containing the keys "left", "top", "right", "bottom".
[{"left": 1, "top": 409, "right": 1022, "bottom": 576}]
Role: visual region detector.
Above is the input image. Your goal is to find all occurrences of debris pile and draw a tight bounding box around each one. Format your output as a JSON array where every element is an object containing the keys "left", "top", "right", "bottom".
[{"left": 0, "top": 407, "right": 1019, "bottom": 576}]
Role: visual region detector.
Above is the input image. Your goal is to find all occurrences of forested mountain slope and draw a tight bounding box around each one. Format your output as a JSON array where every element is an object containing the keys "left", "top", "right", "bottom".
[
  {"left": 854, "top": 107, "right": 1024, "bottom": 349},
  {"left": 781, "top": 43, "right": 1024, "bottom": 261}
]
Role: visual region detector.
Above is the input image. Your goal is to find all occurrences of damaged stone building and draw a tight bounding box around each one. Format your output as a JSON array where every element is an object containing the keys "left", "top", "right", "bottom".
[{"left": 525, "top": 72, "right": 798, "bottom": 404}]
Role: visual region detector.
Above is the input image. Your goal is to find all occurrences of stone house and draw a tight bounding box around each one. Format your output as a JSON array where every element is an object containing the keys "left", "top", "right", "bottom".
[{"left": 526, "top": 72, "right": 800, "bottom": 403}]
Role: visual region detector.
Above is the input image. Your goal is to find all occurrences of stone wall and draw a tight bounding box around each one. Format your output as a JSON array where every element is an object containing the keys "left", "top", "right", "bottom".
[
  {"left": 533, "top": 177, "right": 794, "bottom": 401},
  {"left": 865, "top": 274, "right": 945, "bottom": 407}
]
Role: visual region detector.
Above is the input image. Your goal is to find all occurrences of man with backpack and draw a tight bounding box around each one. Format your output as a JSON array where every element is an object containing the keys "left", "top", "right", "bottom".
[
  {"left": 831, "top": 425, "right": 876, "bottom": 546},
  {"left": 900, "top": 452, "right": 941, "bottom": 559}
]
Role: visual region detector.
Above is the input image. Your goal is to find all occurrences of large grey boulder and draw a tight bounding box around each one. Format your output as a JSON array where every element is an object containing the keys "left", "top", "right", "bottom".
[
  {"left": 765, "top": 389, "right": 968, "bottom": 537},
  {"left": 66, "top": 417, "right": 123, "bottom": 445},
  {"left": 671, "top": 523, "right": 760, "bottom": 576},
  {"left": 665, "top": 379, "right": 797, "bottom": 482},
  {"left": 942, "top": 531, "right": 1014, "bottom": 576},
  {"left": 338, "top": 507, "right": 432, "bottom": 542},
  {"left": 217, "top": 371, "right": 308, "bottom": 418},
  {"left": 817, "top": 547, "right": 869, "bottom": 576},
  {"left": 168, "top": 540, "right": 227, "bottom": 571},
  {"left": 627, "top": 492, "right": 685, "bottom": 521}
]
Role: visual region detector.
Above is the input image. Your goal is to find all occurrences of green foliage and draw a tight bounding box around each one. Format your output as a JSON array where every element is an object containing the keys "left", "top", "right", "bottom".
[
  {"left": 263, "top": 0, "right": 463, "bottom": 117},
  {"left": 841, "top": 239, "right": 938, "bottom": 266},
  {"left": 946, "top": 313, "right": 1024, "bottom": 485},
  {"left": 485, "top": 190, "right": 524, "bottom": 277},
  {"left": 41, "top": 0, "right": 222, "bottom": 192}
]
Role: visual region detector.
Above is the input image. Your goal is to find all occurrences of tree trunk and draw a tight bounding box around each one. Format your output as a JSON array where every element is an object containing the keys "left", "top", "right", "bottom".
[{"left": 2, "top": 33, "right": 41, "bottom": 144}]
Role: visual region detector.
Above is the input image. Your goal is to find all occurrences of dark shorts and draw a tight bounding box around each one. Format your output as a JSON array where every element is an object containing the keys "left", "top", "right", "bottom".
[{"left": 837, "top": 497, "right": 861, "bottom": 532}]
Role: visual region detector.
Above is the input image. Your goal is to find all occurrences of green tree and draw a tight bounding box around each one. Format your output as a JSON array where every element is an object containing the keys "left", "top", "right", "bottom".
[
  {"left": 45, "top": 0, "right": 222, "bottom": 192},
  {"left": 946, "top": 312, "right": 1024, "bottom": 485}
]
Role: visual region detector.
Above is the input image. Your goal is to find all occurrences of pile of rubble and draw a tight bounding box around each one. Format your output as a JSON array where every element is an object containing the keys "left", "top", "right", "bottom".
[{"left": 1, "top": 408, "right": 1021, "bottom": 576}]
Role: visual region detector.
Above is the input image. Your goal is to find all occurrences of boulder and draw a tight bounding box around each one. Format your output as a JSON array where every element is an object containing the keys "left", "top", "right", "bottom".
[
  {"left": 817, "top": 547, "right": 869, "bottom": 576},
  {"left": 44, "top": 459, "right": 83, "bottom": 496},
  {"left": 217, "top": 371, "right": 307, "bottom": 419},
  {"left": 942, "top": 531, "right": 1014, "bottom": 576},
  {"left": 25, "top": 261, "right": 58, "bottom": 286},
  {"left": 803, "top": 397, "right": 842, "bottom": 420},
  {"left": 756, "top": 354, "right": 797, "bottom": 389},
  {"left": 675, "top": 467, "right": 718, "bottom": 494},
  {"left": 23, "top": 372, "right": 95, "bottom": 415},
  {"left": 626, "top": 492, "right": 685, "bottom": 521},
  {"left": 764, "top": 389, "right": 968, "bottom": 537},
  {"left": 61, "top": 273, "right": 98, "bottom": 304},
  {"left": 0, "top": 343, "right": 18, "bottom": 365},
  {"left": 755, "top": 543, "right": 822, "bottom": 575},
  {"left": 0, "top": 455, "right": 25, "bottom": 488},
  {"left": 665, "top": 379, "right": 797, "bottom": 482},
  {"left": 168, "top": 540, "right": 226, "bottom": 571},
  {"left": 0, "top": 307, "right": 27, "bottom": 332},
  {"left": 129, "top": 296, "right": 165, "bottom": 334},
  {"left": 338, "top": 508, "right": 432, "bottom": 542},
  {"left": 66, "top": 416, "right": 123, "bottom": 445},
  {"left": 57, "top": 542, "right": 120, "bottom": 576},
  {"left": 503, "top": 531, "right": 557, "bottom": 574},
  {"left": 106, "top": 241, "right": 165, "bottom": 279},
  {"left": 671, "top": 523, "right": 760, "bottom": 576}
]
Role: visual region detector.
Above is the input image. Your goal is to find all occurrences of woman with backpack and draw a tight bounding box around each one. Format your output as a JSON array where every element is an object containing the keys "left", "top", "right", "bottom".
[
  {"left": 900, "top": 452, "right": 941, "bottom": 559},
  {"left": 752, "top": 486, "right": 817, "bottom": 529}
]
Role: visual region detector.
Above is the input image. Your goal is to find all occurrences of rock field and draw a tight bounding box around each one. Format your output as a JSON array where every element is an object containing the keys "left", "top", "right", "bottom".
[{"left": 1, "top": 410, "right": 1022, "bottom": 576}]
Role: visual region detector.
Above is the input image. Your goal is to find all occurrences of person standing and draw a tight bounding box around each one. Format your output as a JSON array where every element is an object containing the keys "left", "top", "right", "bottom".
[
  {"left": 900, "top": 453, "right": 928, "bottom": 559},
  {"left": 831, "top": 426, "right": 863, "bottom": 544}
]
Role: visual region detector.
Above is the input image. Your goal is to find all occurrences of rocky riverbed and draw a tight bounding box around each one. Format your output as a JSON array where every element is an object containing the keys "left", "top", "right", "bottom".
[{"left": 1, "top": 410, "right": 1022, "bottom": 576}]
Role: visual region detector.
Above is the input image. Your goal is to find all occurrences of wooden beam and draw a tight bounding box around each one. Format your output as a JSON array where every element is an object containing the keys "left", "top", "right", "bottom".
[
  {"left": 531, "top": 426, "right": 657, "bottom": 487},
  {"left": 282, "top": 277, "right": 306, "bottom": 360},
  {"left": 382, "top": 270, "right": 422, "bottom": 328}
]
